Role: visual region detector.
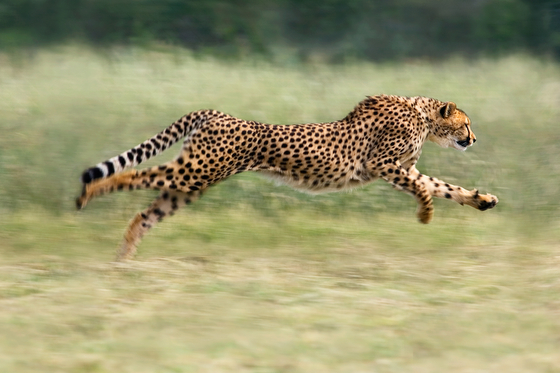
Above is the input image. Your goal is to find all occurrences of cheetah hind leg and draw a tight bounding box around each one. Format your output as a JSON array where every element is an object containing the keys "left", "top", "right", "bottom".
[
  {"left": 116, "top": 189, "right": 203, "bottom": 261},
  {"left": 76, "top": 170, "right": 139, "bottom": 210}
]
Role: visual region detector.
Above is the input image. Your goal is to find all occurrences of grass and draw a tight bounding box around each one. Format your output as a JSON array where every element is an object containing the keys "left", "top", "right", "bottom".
[
  {"left": 1, "top": 209, "right": 559, "bottom": 372},
  {"left": 0, "top": 45, "right": 559, "bottom": 372}
]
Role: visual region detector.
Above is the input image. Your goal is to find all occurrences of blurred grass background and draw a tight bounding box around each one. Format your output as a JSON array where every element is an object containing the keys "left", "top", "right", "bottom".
[
  {"left": 0, "top": 45, "right": 559, "bottom": 373},
  {"left": 0, "top": 1, "right": 560, "bottom": 371}
]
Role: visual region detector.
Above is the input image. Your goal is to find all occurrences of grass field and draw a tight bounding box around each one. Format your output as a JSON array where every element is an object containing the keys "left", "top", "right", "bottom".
[{"left": 0, "top": 45, "right": 559, "bottom": 372}]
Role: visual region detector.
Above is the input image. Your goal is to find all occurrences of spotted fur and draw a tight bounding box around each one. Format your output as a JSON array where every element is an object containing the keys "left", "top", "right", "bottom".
[{"left": 77, "top": 95, "right": 498, "bottom": 260}]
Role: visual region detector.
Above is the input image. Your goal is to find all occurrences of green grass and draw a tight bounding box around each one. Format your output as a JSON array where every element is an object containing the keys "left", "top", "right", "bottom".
[{"left": 0, "top": 45, "right": 559, "bottom": 372}]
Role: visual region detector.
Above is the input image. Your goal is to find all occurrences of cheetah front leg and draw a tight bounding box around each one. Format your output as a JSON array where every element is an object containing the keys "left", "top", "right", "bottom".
[
  {"left": 368, "top": 159, "right": 435, "bottom": 223},
  {"left": 117, "top": 190, "right": 203, "bottom": 261},
  {"left": 407, "top": 166, "right": 498, "bottom": 212},
  {"left": 368, "top": 159, "right": 498, "bottom": 223}
]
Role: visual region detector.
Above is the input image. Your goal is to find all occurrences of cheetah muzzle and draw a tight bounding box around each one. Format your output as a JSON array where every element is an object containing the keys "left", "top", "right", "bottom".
[{"left": 77, "top": 95, "right": 499, "bottom": 260}]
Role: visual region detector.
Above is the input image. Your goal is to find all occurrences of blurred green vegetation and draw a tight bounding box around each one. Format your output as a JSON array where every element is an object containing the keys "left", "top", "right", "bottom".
[
  {"left": 1, "top": 46, "right": 560, "bottom": 372},
  {"left": 0, "top": 46, "right": 559, "bottom": 230},
  {"left": 0, "top": 0, "right": 560, "bottom": 61}
]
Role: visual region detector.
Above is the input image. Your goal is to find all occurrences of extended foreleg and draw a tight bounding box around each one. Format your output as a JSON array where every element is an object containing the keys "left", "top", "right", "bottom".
[
  {"left": 407, "top": 166, "right": 498, "bottom": 211},
  {"left": 369, "top": 160, "right": 435, "bottom": 223}
]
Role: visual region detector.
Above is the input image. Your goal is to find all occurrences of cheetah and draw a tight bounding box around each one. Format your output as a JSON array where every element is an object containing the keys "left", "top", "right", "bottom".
[{"left": 77, "top": 95, "right": 498, "bottom": 260}]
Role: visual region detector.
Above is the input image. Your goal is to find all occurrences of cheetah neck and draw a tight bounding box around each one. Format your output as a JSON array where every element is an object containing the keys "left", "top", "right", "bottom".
[{"left": 411, "top": 96, "right": 444, "bottom": 133}]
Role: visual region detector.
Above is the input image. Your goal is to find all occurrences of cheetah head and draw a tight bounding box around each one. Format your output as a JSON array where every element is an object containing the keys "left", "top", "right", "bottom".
[{"left": 427, "top": 102, "right": 476, "bottom": 151}]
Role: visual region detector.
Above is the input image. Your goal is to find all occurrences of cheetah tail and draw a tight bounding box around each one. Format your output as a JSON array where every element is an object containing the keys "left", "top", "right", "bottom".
[{"left": 79, "top": 111, "right": 211, "bottom": 185}]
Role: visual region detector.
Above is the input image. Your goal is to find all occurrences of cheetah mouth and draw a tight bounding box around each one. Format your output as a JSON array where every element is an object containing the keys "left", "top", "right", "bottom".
[{"left": 454, "top": 139, "right": 470, "bottom": 151}]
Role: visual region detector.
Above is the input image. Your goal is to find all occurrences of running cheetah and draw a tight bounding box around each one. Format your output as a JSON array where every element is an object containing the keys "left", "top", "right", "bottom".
[{"left": 77, "top": 95, "right": 498, "bottom": 260}]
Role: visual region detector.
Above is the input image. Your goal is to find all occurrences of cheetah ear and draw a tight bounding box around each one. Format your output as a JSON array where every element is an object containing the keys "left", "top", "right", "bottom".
[{"left": 439, "top": 102, "right": 457, "bottom": 119}]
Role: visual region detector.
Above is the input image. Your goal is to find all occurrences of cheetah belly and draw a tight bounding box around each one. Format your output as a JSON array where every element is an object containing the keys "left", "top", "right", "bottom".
[{"left": 255, "top": 167, "right": 376, "bottom": 194}]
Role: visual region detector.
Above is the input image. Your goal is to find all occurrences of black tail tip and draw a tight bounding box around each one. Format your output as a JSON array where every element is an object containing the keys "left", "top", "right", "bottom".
[{"left": 81, "top": 167, "right": 104, "bottom": 184}]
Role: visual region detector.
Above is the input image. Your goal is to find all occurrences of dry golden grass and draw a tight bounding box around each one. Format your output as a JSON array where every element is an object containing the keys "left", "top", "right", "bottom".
[{"left": 1, "top": 209, "right": 559, "bottom": 372}]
